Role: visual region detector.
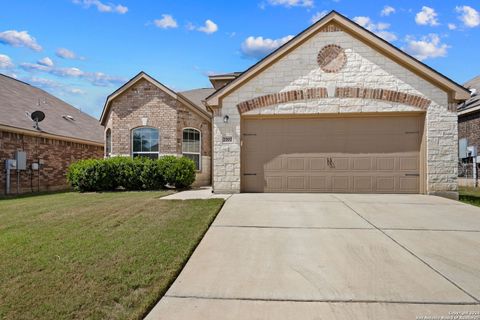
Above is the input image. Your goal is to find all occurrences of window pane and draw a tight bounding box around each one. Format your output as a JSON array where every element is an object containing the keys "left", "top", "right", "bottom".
[
  {"left": 182, "top": 129, "right": 200, "bottom": 153},
  {"left": 150, "top": 129, "right": 159, "bottom": 141},
  {"left": 106, "top": 129, "right": 111, "bottom": 156},
  {"left": 150, "top": 141, "right": 159, "bottom": 152},
  {"left": 184, "top": 154, "right": 200, "bottom": 170},
  {"left": 132, "top": 127, "right": 159, "bottom": 154}
]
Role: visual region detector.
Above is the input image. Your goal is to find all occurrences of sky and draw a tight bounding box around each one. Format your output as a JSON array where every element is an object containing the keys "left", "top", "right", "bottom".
[{"left": 0, "top": 0, "right": 479, "bottom": 119}]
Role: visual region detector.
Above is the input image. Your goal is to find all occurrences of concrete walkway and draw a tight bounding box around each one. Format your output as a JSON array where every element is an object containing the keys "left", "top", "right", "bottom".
[
  {"left": 161, "top": 187, "right": 231, "bottom": 200},
  {"left": 146, "top": 193, "right": 480, "bottom": 319}
]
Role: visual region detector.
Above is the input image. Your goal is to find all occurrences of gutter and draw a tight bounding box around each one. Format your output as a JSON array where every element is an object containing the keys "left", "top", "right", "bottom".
[{"left": 0, "top": 124, "right": 104, "bottom": 147}]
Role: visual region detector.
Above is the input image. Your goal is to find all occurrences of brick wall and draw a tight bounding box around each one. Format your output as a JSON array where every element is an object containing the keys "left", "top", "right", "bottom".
[
  {"left": 105, "top": 78, "right": 212, "bottom": 186},
  {"left": 458, "top": 112, "right": 480, "bottom": 150},
  {"left": 109, "top": 78, "right": 178, "bottom": 155},
  {"left": 177, "top": 102, "right": 212, "bottom": 186},
  {"left": 0, "top": 130, "right": 103, "bottom": 195},
  {"left": 458, "top": 112, "right": 480, "bottom": 180}
]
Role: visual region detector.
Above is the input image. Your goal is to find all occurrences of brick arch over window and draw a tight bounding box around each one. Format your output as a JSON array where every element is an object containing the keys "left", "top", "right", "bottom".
[{"left": 236, "top": 86, "right": 431, "bottom": 114}]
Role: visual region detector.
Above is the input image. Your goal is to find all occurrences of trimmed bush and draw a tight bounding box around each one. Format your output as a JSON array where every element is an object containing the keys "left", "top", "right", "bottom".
[
  {"left": 67, "top": 156, "right": 196, "bottom": 192},
  {"left": 158, "top": 155, "right": 196, "bottom": 188},
  {"left": 67, "top": 159, "right": 117, "bottom": 192}
]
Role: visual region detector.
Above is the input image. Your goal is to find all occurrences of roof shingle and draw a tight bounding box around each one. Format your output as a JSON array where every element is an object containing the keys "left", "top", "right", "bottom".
[
  {"left": 458, "top": 76, "right": 480, "bottom": 113},
  {"left": 0, "top": 74, "right": 103, "bottom": 144}
]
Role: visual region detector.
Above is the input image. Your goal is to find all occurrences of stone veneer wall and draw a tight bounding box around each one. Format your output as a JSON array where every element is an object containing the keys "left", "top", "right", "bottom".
[
  {"left": 106, "top": 78, "right": 211, "bottom": 186},
  {"left": 0, "top": 129, "right": 103, "bottom": 195},
  {"left": 213, "top": 25, "right": 457, "bottom": 196}
]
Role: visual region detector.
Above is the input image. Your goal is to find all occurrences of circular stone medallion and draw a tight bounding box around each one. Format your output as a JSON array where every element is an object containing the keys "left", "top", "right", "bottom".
[{"left": 317, "top": 44, "right": 347, "bottom": 73}]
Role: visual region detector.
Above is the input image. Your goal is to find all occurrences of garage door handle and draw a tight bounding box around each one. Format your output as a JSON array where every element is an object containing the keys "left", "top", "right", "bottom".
[
  {"left": 243, "top": 173, "right": 257, "bottom": 176},
  {"left": 405, "top": 173, "right": 420, "bottom": 176},
  {"left": 327, "top": 157, "right": 335, "bottom": 168}
]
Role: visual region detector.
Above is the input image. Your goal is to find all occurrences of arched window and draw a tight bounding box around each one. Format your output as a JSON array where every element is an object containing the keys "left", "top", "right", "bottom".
[
  {"left": 182, "top": 128, "right": 201, "bottom": 170},
  {"left": 131, "top": 127, "right": 159, "bottom": 159},
  {"left": 105, "top": 129, "right": 111, "bottom": 158}
]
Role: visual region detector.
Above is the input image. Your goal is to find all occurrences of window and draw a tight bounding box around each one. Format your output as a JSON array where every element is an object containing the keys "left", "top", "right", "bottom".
[
  {"left": 182, "top": 128, "right": 201, "bottom": 170},
  {"left": 132, "top": 127, "right": 159, "bottom": 159},
  {"left": 105, "top": 129, "right": 111, "bottom": 157}
]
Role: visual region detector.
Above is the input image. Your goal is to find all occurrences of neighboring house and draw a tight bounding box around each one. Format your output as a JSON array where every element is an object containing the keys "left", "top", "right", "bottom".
[
  {"left": 0, "top": 74, "right": 104, "bottom": 195},
  {"left": 100, "top": 72, "right": 213, "bottom": 186},
  {"left": 457, "top": 76, "right": 480, "bottom": 183},
  {"left": 204, "top": 11, "right": 469, "bottom": 199}
]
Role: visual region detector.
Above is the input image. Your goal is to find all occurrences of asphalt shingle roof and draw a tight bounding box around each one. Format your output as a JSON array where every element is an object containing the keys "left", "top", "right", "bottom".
[
  {"left": 179, "top": 88, "right": 215, "bottom": 112},
  {"left": 0, "top": 74, "right": 103, "bottom": 144},
  {"left": 458, "top": 76, "right": 480, "bottom": 113}
]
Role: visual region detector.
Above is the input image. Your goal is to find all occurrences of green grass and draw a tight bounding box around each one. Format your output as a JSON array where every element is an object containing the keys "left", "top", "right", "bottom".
[
  {"left": 0, "top": 191, "right": 224, "bottom": 320},
  {"left": 459, "top": 187, "right": 480, "bottom": 207}
]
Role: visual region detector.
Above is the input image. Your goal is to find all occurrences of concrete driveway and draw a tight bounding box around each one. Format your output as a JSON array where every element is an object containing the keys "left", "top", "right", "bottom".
[{"left": 146, "top": 194, "right": 480, "bottom": 319}]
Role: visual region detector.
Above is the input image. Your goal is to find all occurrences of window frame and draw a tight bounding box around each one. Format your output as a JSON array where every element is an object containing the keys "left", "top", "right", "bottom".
[
  {"left": 131, "top": 126, "right": 160, "bottom": 159},
  {"left": 105, "top": 128, "right": 112, "bottom": 158},
  {"left": 182, "top": 127, "right": 202, "bottom": 171}
]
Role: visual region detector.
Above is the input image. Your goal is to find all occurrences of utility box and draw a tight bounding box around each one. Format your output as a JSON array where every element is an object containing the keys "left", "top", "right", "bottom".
[
  {"left": 459, "top": 138, "right": 468, "bottom": 159},
  {"left": 15, "top": 151, "right": 27, "bottom": 170},
  {"left": 5, "top": 159, "right": 16, "bottom": 169},
  {"left": 467, "top": 146, "right": 477, "bottom": 158}
]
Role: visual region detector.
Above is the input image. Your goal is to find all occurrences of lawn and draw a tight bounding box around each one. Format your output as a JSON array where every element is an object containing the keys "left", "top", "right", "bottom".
[
  {"left": 0, "top": 191, "right": 224, "bottom": 320},
  {"left": 459, "top": 186, "right": 480, "bottom": 207}
]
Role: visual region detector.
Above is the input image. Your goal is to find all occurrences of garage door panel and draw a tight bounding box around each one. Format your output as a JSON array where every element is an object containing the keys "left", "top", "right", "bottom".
[
  {"left": 399, "top": 177, "right": 419, "bottom": 193},
  {"left": 287, "top": 158, "right": 306, "bottom": 171},
  {"left": 265, "top": 157, "right": 282, "bottom": 171},
  {"left": 286, "top": 176, "right": 307, "bottom": 190},
  {"left": 331, "top": 157, "right": 349, "bottom": 170},
  {"left": 377, "top": 158, "right": 395, "bottom": 171},
  {"left": 310, "top": 158, "right": 327, "bottom": 170},
  {"left": 354, "top": 176, "right": 374, "bottom": 193},
  {"left": 399, "top": 157, "right": 419, "bottom": 171},
  {"left": 376, "top": 176, "right": 396, "bottom": 192},
  {"left": 265, "top": 176, "right": 282, "bottom": 191},
  {"left": 353, "top": 157, "right": 373, "bottom": 170},
  {"left": 242, "top": 116, "right": 422, "bottom": 193},
  {"left": 332, "top": 176, "right": 350, "bottom": 192},
  {"left": 310, "top": 176, "right": 328, "bottom": 191}
]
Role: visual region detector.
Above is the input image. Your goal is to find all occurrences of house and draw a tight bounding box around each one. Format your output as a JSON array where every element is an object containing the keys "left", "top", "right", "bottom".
[
  {"left": 99, "top": 72, "right": 213, "bottom": 186},
  {"left": 0, "top": 74, "right": 104, "bottom": 195},
  {"left": 103, "top": 11, "right": 468, "bottom": 199},
  {"left": 204, "top": 11, "right": 469, "bottom": 198},
  {"left": 457, "top": 76, "right": 480, "bottom": 184}
]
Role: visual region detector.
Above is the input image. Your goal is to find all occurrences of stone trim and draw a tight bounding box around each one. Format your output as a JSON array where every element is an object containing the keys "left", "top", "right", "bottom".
[
  {"left": 236, "top": 87, "right": 432, "bottom": 114},
  {"left": 319, "top": 23, "right": 342, "bottom": 32},
  {"left": 335, "top": 87, "right": 431, "bottom": 109},
  {"left": 237, "top": 89, "right": 327, "bottom": 114}
]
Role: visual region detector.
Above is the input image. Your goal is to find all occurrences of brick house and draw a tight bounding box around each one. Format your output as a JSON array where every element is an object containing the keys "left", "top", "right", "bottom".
[
  {"left": 0, "top": 74, "right": 104, "bottom": 195},
  {"left": 100, "top": 72, "right": 213, "bottom": 186},
  {"left": 204, "top": 11, "right": 469, "bottom": 199},
  {"left": 457, "top": 76, "right": 480, "bottom": 183}
]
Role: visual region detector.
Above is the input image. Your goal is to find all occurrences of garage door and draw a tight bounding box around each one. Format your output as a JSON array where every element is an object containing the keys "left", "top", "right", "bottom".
[{"left": 242, "top": 115, "right": 423, "bottom": 193}]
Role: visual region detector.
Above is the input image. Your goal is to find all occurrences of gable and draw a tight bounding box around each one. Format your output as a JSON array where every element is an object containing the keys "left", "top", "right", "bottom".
[
  {"left": 205, "top": 11, "right": 469, "bottom": 107},
  {"left": 224, "top": 22, "right": 453, "bottom": 116},
  {"left": 100, "top": 72, "right": 211, "bottom": 125}
]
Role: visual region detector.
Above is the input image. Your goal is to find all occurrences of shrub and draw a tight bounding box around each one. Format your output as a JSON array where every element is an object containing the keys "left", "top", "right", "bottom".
[
  {"left": 67, "top": 156, "right": 195, "bottom": 192},
  {"left": 158, "top": 156, "right": 196, "bottom": 188},
  {"left": 67, "top": 159, "right": 117, "bottom": 192},
  {"left": 140, "top": 158, "right": 166, "bottom": 190}
]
